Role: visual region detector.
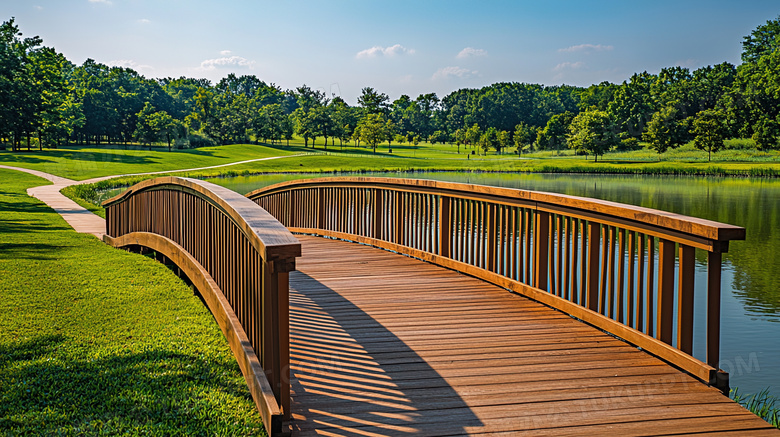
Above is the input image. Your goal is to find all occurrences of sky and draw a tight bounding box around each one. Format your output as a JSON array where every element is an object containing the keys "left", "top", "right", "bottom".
[{"left": 2, "top": 1, "right": 778, "bottom": 104}]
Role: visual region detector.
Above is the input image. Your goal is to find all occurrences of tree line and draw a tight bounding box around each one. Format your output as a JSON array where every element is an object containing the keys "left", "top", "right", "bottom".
[{"left": 2, "top": 16, "right": 779, "bottom": 159}]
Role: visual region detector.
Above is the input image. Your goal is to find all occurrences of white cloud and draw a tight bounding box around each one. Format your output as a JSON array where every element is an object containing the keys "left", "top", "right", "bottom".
[
  {"left": 220, "top": 50, "right": 232, "bottom": 55},
  {"left": 199, "top": 55, "right": 255, "bottom": 70},
  {"left": 456, "top": 47, "right": 487, "bottom": 59},
  {"left": 138, "top": 18, "right": 151, "bottom": 24},
  {"left": 558, "top": 44, "right": 613, "bottom": 53},
  {"left": 88, "top": 0, "right": 112, "bottom": 4},
  {"left": 553, "top": 61, "right": 585, "bottom": 71},
  {"left": 356, "top": 44, "right": 415, "bottom": 59},
  {"left": 107, "top": 59, "right": 154, "bottom": 74},
  {"left": 34, "top": 5, "right": 43, "bottom": 10},
  {"left": 432, "top": 66, "right": 478, "bottom": 80}
]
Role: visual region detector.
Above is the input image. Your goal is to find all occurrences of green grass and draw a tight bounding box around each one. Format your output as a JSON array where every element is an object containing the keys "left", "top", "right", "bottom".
[
  {"left": 0, "top": 169, "right": 265, "bottom": 435},
  {"left": 0, "top": 143, "right": 296, "bottom": 180},
  {"left": 732, "top": 387, "right": 780, "bottom": 428},
  {"left": 6, "top": 138, "right": 780, "bottom": 183}
]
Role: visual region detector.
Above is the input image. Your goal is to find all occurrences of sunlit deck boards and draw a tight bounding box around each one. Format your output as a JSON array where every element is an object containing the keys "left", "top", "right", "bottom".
[{"left": 288, "top": 235, "right": 776, "bottom": 436}]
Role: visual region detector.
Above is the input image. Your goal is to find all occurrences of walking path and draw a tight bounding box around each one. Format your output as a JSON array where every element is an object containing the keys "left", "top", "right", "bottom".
[{"left": 1, "top": 154, "right": 299, "bottom": 238}]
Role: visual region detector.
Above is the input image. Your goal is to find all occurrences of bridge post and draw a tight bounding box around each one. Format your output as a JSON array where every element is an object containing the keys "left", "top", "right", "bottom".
[
  {"left": 262, "top": 258, "right": 294, "bottom": 422},
  {"left": 534, "top": 210, "right": 550, "bottom": 291},
  {"left": 586, "top": 222, "right": 600, "bottom": 311},
  {"left": 677, "top": 244, "right": 696, "bottom": 354},
  {"left": 487, "top": 204, "right": 497, "bottom": 272},
  {"left": 373, "top": 189, "right": 384, "bottom": 239},
  {"left": 439, "top": 196, "right": 451, "bottom": 258},
  {"left": 288, "top": 190, "right": 296, "bottom": 228},
  {"left": 657, "top": 239, "right": 675, "bottom": 345},
  {"left": 707, "top": 250, "right": 729, "bottom": 394},
  {"left": 317, "top": 188, "right": 326, "bottom": 230}
]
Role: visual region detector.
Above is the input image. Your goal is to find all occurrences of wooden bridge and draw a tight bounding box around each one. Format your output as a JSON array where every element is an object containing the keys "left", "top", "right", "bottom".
[{"left": 103, "top": 176, "right": 778, "bottom": 436}]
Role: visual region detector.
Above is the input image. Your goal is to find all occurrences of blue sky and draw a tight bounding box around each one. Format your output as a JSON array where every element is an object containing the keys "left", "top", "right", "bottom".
[{"left": 2, "top": 1, "right": 778, "bottom": 104}]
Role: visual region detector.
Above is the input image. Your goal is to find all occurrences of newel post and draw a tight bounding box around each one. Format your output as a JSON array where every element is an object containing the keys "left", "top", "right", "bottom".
[
  {"left": 707, "top": 250, "right": 729, "bottom": 394},
  {"left": 261, "top": 256, "right": 295, "bottom": 422}
]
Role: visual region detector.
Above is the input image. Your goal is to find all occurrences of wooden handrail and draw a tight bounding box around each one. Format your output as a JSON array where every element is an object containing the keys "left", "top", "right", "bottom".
[
  {"left": 103, "top": 176, "right": 300, "bottom": 436},
  {"left": 247, "top": 177, "right": 745, "bottom": 394}
]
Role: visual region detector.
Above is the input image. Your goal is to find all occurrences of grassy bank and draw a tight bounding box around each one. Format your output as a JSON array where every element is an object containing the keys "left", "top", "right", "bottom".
[
  {"left": 4, "top": 139, "right": 780, "bottom": 183},
  {"left": 0, "top": 170, "right": 265, "bottom": 435},
  {"left": 0, "top": 143, "right": 296, "bottom": 180}
]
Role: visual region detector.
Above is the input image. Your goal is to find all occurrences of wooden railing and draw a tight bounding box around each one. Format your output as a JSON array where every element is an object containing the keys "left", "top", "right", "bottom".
[
  {"left": 103, "top": 176, "right": 300, "bottom": 436},
  {"left": 248, "top": 177, "right": 745, "bottom": 393}
]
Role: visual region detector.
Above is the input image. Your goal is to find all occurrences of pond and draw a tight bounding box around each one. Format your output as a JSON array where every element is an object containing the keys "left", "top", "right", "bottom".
[{"left": 209, "top": 171, "right": 780, "bottom": 397}]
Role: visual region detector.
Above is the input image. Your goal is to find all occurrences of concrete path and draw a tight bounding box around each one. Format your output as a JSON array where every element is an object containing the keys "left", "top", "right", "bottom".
[{"left": 1, "top": 154, "right": 300, "bottom": 239}]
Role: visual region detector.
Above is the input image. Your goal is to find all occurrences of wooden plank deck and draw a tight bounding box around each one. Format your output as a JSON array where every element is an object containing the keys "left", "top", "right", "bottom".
[{"left": 288, "top": 235, "right": 777, "bottom": 436}]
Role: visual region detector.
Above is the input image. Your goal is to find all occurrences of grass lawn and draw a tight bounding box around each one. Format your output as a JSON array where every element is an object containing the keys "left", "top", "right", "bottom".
[
  {"left": 0, "top": 169, "right": 265, "bottom": 435},
  {"left": 5, "top": 138, "right": 780, "bottom": 184},
  {"left": 0, "top": 143, "right": 296, "bottom": 181}
]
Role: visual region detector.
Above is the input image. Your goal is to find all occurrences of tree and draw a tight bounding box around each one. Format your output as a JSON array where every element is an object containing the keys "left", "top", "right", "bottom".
[
  {"left": 742, "top": 16, "right": 780, "bottom": 63},
  {"left": 567, "top": 110, "right": 619, "bottom": 162},
  {"left": 357, "top": 87, "right": 389, "bottom": 115},
  {"left": 478, "top": 127, "right": 498, "bottom": 155},
  {"left": 643, "top": 105, "right": 687, "bottom": 154},
  {"left": 310, "top": 105, "right": 334, "bottom": 148},
  {"left": 384, "top": 119, "right": 396, "bottom": 146},
  {"left": 513, "top": 122, "right": 535, "bottom": 156},
  {"left": 429, "top": 130, "right": 449, "bottom": 145},
  {"left": 355, "top": 113, "right": 385, "bottom": 153},
  {"left": 752, "top": 117, "right": 779, "bottom": 151},
  {"left": 537, "top": 112, "right": 572, "bottom": 151},
  {"left": 292, "top": 107, "right": 316, "bottom": 147},
  {"left": 464, "top": 124, "right": 481, "bottom": 149},
  {"left": 497, "top": 130, "right": 511, "bottom": 154},
  {"left": 607, "top": 72, "right": 656, "bottom": 138},
  {"left": 692, "top": 109, "right": 727, "bottom": 161}
]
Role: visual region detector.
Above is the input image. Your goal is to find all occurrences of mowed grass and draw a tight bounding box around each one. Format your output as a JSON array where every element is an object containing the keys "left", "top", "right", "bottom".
[
  {"left": 0, "top": 143, "right": 296, "bottom": 180},
  {"left": 6, "top": 137, "right": 780, "bottom": 184},
  {"left": 0, "top": 169, "right": 265, "bottom": 435}
]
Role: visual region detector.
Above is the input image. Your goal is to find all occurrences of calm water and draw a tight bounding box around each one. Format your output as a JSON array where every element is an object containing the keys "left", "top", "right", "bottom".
[{"left": 210, "top": 171, "right": 780, "bottom": 396}]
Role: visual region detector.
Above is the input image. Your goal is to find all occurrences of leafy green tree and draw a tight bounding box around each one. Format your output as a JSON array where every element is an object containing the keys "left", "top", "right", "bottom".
[
  {"left": 429, "top": 130, "right": 449, "bottom": 145},
  {"left": 384, "top": 119, "right": 396, "bottom": 146},
  {"left": 742, "top": 16, "right": 780, "bottom": 63},
  {"left": 292, "top": 107, "right": 315, "bottom": 147},
  {"left": 513, "top": 122, "right": 535, "bottom": 156},
  {"left": 567, "top": 109, "right": 619, "bottom": 162},
  {"left": 310, "top": 105, "right": 335, "bottom": 148},
  {"left": 478, "top": 127, "right": 498, "bottom": 155},
  {"left": 465, "top": 124, "right": 481, "bottom": 149},
  {"left": 692, "top": 109, "right": 727, "bottom": 161},
  {"left": 330, "top": 98, "right": 357, "bottom": 148},
  {"left": 607, "top": 72, "right": 656, "bottom": 138},
  {"left": 355, "top": 113, "right": 385, "bottom": 153},
  {"left": 281, "top": 114, "right": 294, "bottom": 146},
  {"left": 357, "top": 87, "right": 389, "bottom": 115},
  {"left": 537, "top": 112, "right": 572, "bottom": 151},
  {"left": 497, "top": 130, "right": 511, "bottom": 154},
  {"left": 752, "top": 117, "right": 780, "bottom": 150},
  {"left": 727, "top": 49, "right": 780, "bottom": 138},
  {"left": 256, "top": 103, "right": 285, "bottom": 144},
  {"left": 643, "top": 105, "right": 687, "bottom": 154}
]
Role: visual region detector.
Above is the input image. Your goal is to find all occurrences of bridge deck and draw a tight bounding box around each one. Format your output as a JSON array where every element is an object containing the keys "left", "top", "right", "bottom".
[{"left": 288, "top": 235, "right": 776, "bottom": 436}]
